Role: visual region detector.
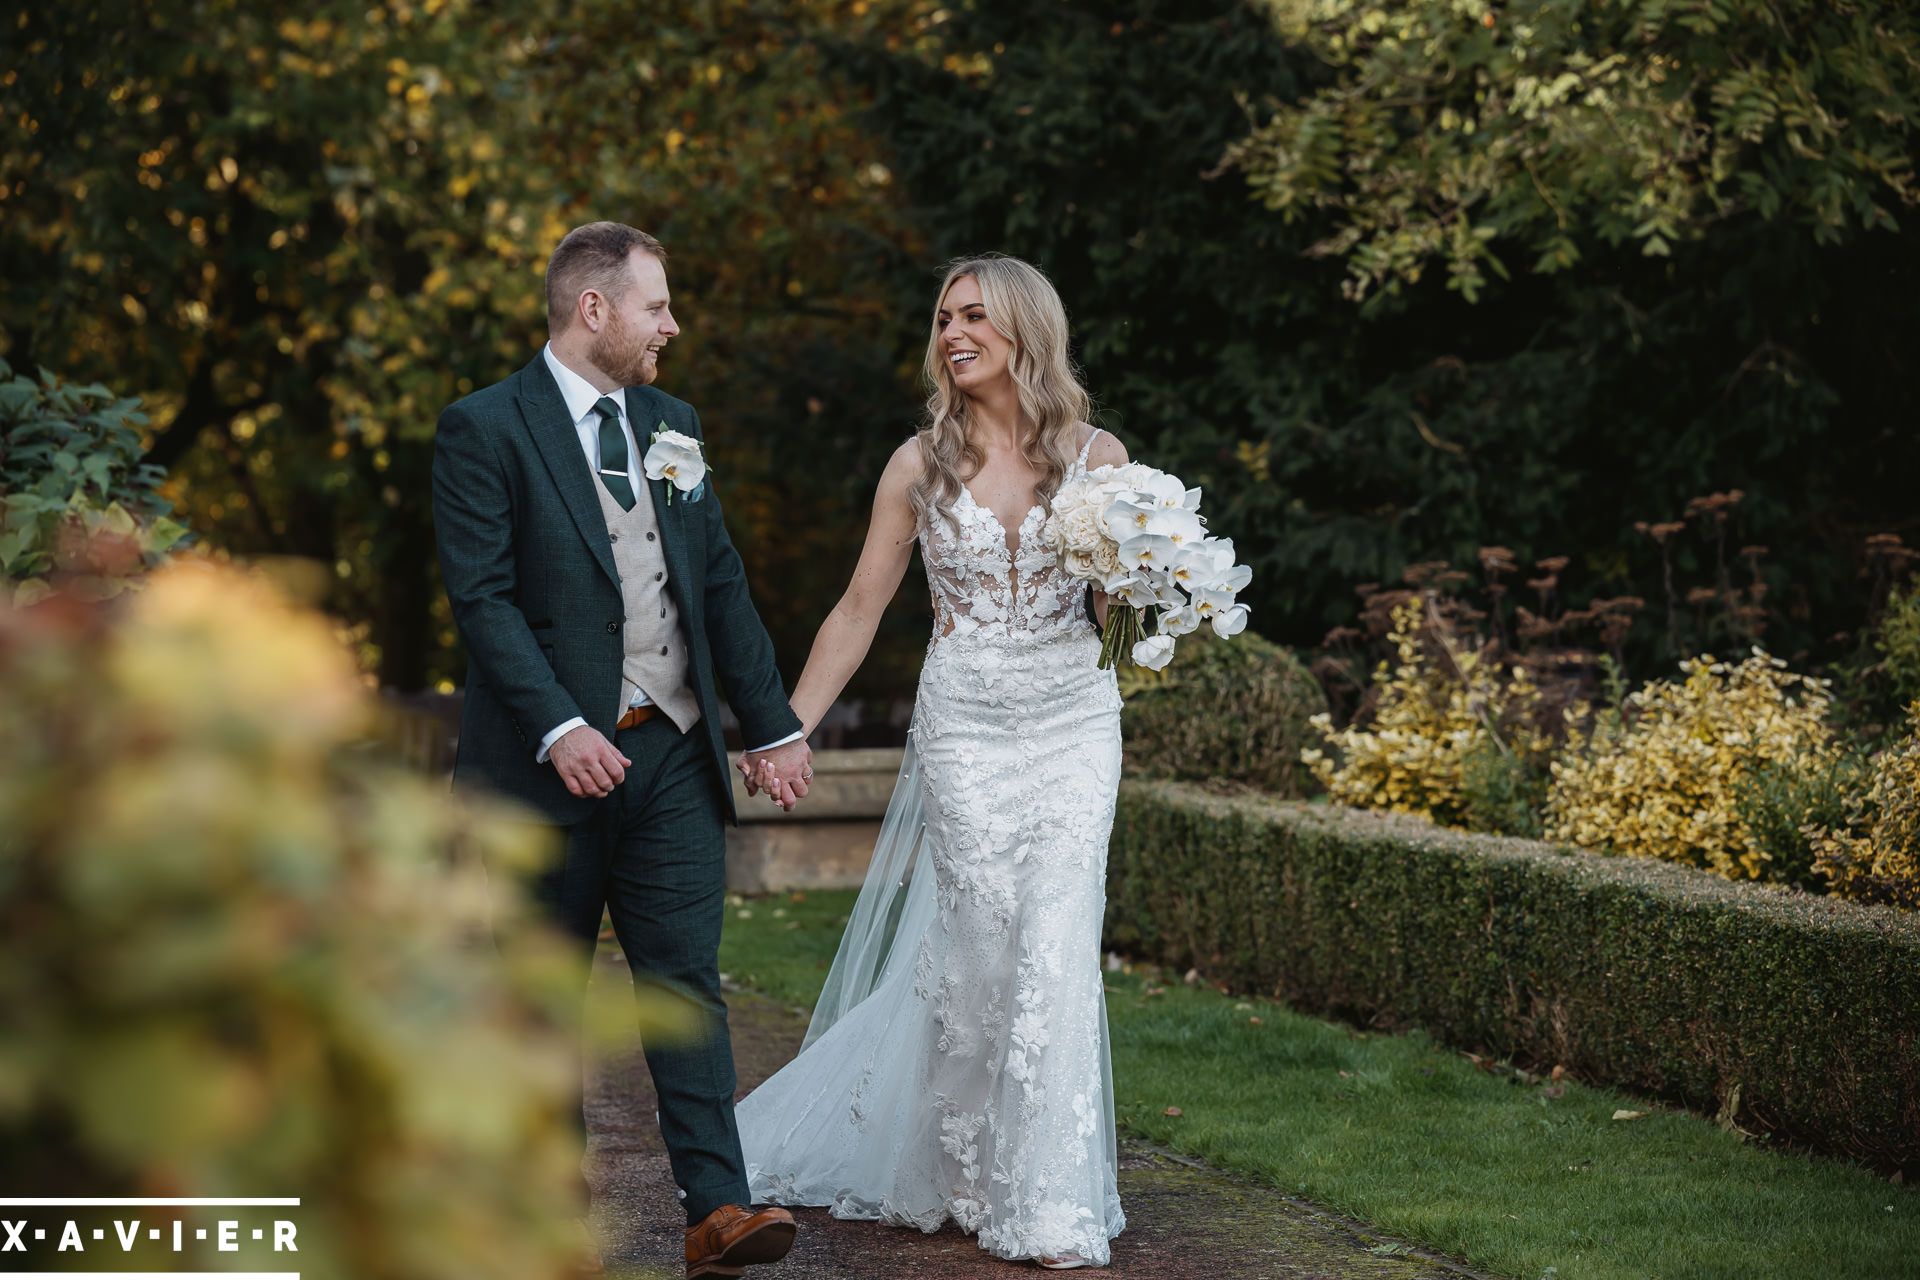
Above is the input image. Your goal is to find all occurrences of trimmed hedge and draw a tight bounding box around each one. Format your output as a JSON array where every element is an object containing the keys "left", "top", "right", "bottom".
[{"left": 1106, "top": 781, "right": 1920, "bottom": 1170}]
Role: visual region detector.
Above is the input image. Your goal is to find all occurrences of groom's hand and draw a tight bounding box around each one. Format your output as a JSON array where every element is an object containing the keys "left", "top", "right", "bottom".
[
  {"left": 551, "top": 726, "right": 632, "bottom": 799},
  {"left": 739, "top": 740, "right": 812, "bottom": 812}
]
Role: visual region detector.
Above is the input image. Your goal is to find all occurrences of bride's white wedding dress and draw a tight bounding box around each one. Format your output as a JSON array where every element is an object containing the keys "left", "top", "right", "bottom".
[{"left": 737, "top": 430, "right": 1125, "bottom": 1266}]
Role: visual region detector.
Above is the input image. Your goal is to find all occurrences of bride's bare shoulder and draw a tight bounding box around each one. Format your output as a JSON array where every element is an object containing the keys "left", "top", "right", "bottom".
[
  {"left": 885, "top": 435, "right": 926, "bottom": 479},
  {"left": 1080, "top": 423, "right": 1129, "bottom": 468},
  {"left": 874, "top": 435, "right": 925, "bottom": 504}
]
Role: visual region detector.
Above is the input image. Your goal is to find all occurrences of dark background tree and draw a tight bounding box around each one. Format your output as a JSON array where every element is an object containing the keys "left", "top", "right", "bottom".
[
  {"left": 5, "top": 0, "right": 1916, "bottom": 701},
  {"left": 1, "top": 0, "right": 925, "bottom": 698},
  {"left": 845, "top": 0, "right": 1920, "bottom": 671}
]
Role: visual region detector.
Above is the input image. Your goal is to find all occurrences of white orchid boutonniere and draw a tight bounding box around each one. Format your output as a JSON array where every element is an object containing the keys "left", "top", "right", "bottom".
[{"left": 642, "top": 424, "right": 708, "bottom": 504}]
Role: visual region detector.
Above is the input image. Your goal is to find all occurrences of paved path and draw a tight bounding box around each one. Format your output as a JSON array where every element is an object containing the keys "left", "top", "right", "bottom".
[{"left": 585, "top": 960, "right": 1493, "bottom": 1279}]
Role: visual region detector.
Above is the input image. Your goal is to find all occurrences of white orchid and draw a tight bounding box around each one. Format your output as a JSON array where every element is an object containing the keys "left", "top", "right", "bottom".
[
  {"left": 643, "top": 426, "right": 708, "bottom": 501},
  {"left": 1044, "top": 458, "right": 1251, "bottom": 670},
  {"left": 1109, "top": 574, "right": 1163, "bottom": 610},
  {"left": 1117, "top": 533, "right": 1177, "bottom": 573},
  {"left": 1137, "top": 470, "right": 1187, "bottom": 509},
  {"left": 1158, "top": 604, "right": 1202, "bottom": 636},
  {"left": 1100, "top": 497, "right": 1161, "bottom": 543},
  {"left": 1210, "top": 603, "right": 1249, "bottom": 638},
  {"left": 1210, "top": 562, "right": 1253, "bottom": 594},
  {"left": 1190, "top": 585, "right": 1243, "bottom": 628},
  {"left": 1131, "top": 634, "right": 1176, "bottom": 670}
]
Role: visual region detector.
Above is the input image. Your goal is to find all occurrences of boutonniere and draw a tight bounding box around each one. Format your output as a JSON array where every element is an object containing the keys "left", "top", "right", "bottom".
[{"left": 642, "top": 424, "right": 708, "bottom": 504}]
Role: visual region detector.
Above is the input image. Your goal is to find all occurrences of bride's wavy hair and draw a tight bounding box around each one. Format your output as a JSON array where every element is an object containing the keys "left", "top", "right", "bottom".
[{"left": 909, "top": 254, "right": 1093, "bottom": 534}]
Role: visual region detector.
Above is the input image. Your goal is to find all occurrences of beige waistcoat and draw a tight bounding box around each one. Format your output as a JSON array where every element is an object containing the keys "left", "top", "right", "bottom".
[{"left": 594, "top": 481, "right": 701, "bottom": 732}]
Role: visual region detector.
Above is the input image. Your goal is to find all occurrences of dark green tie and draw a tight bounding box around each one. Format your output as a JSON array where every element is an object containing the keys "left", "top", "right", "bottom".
[{"left": 593, "top": 395, "right": 636, "bottom": 511}]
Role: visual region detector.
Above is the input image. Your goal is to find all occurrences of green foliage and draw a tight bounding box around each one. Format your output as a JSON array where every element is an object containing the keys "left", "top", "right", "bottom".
[
  {"left": 0, "top": 361, "right": 188, "bottom": 602},
  {"left": 5, "top": 0, "right": 1917, "bottom": 700},
  {"left": 0, "top": 558, "right": 658, "bottom": 1277},
  {"left": 850, "top": 0, "right": 1920, "bottom": 681},
  {"left": 1458, "top": 734, "right": 1549, "bottom": 839},
  {"left": 1878, "top": 587, "right": 1920, "bottom": 708},
  {"left": 1, "top": 0, "right": 919, "bottom": 690},
  {"left": 1734, "top": 754, "right": 1867, "bottom": 892},
  {"left": 1119, "top": 628, "right": 1326, "bottom": 797},
  {"left": 1231, "top": 0, "right": 1920, "bottom": 303},
  {"left": 1107, "top": 781, "right": 1920, "bottom": 1172}
]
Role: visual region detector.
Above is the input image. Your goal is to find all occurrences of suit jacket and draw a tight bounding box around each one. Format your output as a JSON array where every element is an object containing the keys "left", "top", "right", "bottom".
[{"left": 431, "top": 354, "right": 801, "bottom": 825}]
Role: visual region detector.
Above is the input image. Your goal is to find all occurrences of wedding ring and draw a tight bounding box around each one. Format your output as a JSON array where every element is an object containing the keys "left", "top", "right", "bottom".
[{"left": 802, "top": 768, "right": 814, "bottom": 780}]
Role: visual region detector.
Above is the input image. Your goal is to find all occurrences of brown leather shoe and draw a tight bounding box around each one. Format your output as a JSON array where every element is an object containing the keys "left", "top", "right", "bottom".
[{"left": 684, "top": 1204, "right": 797, "bottom": 1278}]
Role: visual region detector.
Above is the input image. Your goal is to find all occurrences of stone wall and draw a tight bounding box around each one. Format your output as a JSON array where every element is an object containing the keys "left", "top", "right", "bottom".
[{"left": 724, "top": 747, "right": 901, "bottom": 893}]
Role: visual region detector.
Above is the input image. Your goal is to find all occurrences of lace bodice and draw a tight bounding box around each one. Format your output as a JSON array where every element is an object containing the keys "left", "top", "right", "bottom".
[{"left": 920, "top": 431, "right": 1099, "bottom": 647}]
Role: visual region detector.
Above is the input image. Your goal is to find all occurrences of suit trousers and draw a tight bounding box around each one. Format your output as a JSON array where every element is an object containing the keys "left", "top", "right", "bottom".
[{"left": 533, "top": 714, "right": 746, "bottom": 1225}]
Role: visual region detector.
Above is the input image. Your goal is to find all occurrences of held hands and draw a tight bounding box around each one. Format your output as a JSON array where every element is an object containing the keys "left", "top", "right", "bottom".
[
  {"left": 551, "top": 725, "right": 632, "bottom": 799},
  {"left": 737, "top": 739, "right": 813, "bottom": 812}
]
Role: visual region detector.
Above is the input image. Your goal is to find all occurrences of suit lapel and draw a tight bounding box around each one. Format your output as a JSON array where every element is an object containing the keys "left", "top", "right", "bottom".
[
  {"left": 516, "top": 356, "right": 619, "bottom": 588},
  {"left": 628, "top": 386, "right": 695, "bottom": 594}
]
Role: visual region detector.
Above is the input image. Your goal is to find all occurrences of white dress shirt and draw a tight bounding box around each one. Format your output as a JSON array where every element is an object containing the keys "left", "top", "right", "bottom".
[{"left": 534, "top": 344, "right": 802, "bottom": 763}]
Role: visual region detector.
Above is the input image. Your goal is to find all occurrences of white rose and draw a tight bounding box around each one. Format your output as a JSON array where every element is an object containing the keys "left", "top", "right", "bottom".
[{"left": 1064, "top": 503, "right": 1106, "bottom": 553}]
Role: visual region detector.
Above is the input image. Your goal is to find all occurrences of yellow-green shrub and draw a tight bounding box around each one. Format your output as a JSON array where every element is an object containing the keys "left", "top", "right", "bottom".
[
  {"left": 1545, "top": 649, "right": 1838, "bottom": 881},
  {"left": 1809, "top": 705, "right": 1920, "bottom": 908},
  {"left": 1302, "top": 599, "right": 1551, "bottom": 827},
  {"left": 0, "top": 557, "right": 660, "bottom": 1279}
]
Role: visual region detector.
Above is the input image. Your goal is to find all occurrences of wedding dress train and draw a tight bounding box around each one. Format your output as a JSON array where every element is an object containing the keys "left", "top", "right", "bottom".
[{"left": 736, "top": 431, "right": 1124, "bottom": 1265}]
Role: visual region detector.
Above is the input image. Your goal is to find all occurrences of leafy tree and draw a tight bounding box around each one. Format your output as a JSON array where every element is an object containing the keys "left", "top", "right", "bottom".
[
  {"left": 848, "top": 0, "right": 1920, "bottom": 672},
  {"left": 1227, "top": 0, "right": 1920, "bottom": 303},
  {"left": 1, "top": 0, "right": 922, "bottom": 694}
]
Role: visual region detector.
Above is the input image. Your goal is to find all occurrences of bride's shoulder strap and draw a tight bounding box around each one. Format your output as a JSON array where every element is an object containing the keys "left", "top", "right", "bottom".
[{"left": 1074, "top": 425, "right": 1102, "bottom": 470}]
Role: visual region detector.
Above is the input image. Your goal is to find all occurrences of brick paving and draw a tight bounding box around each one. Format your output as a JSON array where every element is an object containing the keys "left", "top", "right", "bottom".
[{"left": 583, "top": 957, "right": 1494, "bottom": 1280}]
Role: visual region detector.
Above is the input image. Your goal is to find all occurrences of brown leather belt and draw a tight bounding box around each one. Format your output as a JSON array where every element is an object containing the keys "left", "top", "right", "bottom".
[{"left": 616, "top": 703, "right": 661, "bottom": 730}]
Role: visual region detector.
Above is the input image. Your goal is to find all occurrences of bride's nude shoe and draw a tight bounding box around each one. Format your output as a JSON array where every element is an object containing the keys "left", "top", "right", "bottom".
[
  {"left": 1038, "top": 1255, "right": 1091, "bottom": 1270},
  {"left": 684, "top": 1204, "right": 797, "bottom": 1278}
]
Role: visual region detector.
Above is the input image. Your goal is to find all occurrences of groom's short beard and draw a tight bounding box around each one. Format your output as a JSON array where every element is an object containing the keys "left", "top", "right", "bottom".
[{"left": 591, "top": 304, "right": 656, "bottom": 386}]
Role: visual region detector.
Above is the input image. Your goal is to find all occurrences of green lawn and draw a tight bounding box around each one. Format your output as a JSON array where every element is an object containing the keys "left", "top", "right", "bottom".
[{"left": 719, "top": 889, "right": 1919, "bottom": 1280}]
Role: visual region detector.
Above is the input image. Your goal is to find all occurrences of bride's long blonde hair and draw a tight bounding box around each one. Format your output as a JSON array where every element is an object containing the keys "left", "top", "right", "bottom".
[{"left": 908, "top": 254, "right": 1093, "bottom": 533}]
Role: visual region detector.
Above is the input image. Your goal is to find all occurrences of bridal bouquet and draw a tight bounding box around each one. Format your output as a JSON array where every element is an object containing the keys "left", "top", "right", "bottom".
[{"left": 1043, "top": 462, "right": 1251, "bottom": 670}]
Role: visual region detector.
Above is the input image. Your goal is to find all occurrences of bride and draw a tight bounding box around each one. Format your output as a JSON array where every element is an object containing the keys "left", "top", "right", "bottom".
[{"left": 735, "top": 254, "right": 1129, "bottom": 1269}]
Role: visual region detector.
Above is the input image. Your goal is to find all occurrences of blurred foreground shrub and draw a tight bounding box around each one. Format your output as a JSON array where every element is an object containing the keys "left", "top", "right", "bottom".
[
  {"left": 1120, "top": 628, "right": 1326, "bottom": 797},
  {"left": 0, "top": 557, "right": 633, "bottom": 1278},
  {"left": 1545, "top": 650, "right": 1838, "bottom": 882},
  {"left": 0, "top": 362, "right": 188, "bottom": 603}
]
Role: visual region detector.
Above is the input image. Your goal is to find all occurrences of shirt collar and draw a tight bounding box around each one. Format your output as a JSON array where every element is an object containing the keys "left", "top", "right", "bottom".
[{"left": 542, "top": 342, "right": 623, "bottom": 427}]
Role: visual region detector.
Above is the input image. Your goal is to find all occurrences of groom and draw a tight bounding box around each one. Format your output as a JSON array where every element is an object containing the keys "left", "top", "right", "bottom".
[{"left": 432, "top": 221, "right": 811, "bottom": 1278}]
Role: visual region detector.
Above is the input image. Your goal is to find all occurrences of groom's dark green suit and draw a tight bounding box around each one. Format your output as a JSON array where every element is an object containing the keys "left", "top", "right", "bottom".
[{"left": 432, "top": 351, "right": 801, "bottom": 1224}]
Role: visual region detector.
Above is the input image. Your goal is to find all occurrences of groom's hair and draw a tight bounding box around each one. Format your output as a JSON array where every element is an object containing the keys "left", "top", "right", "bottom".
[{"left": 546, "top": 222, "right": 668, "bottom": 333}]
